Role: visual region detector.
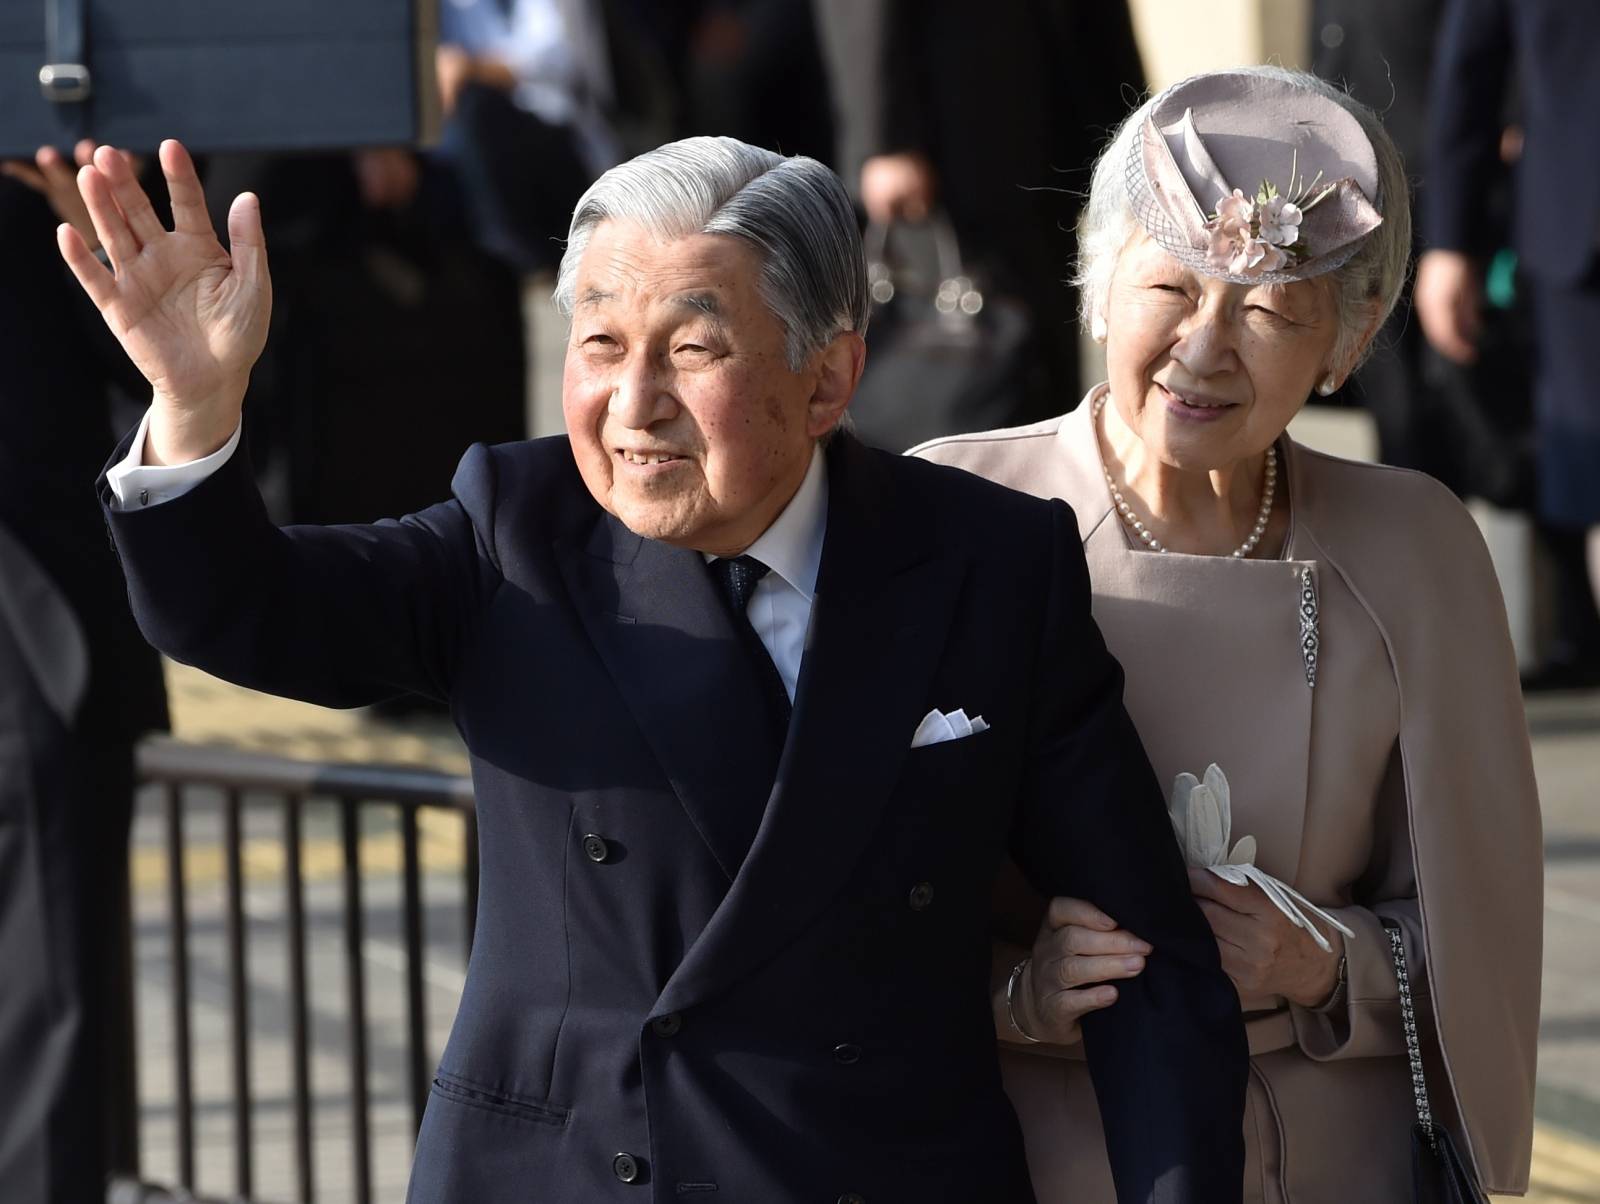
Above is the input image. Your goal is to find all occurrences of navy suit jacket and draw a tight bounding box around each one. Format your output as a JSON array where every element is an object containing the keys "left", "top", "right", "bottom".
[
  {"left": 101, "top": 428, "right": 1246, "bottom": 1202},
  {"left": 1425, "top": 0, "right": 1600, "bottom": 283}
]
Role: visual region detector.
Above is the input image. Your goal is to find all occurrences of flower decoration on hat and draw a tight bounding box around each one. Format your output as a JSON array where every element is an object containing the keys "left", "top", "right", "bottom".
[
  {"left": 1204, "top": 152, "right": 1342, "bottom": 277},
  {"left": 1130, "top": 71, "right": 1386, "bottom": 285}
]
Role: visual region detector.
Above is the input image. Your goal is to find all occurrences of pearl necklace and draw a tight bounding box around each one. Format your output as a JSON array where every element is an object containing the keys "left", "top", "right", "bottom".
[{"left": 1093, "top": 393, "right": 1277, "bottom": 559}]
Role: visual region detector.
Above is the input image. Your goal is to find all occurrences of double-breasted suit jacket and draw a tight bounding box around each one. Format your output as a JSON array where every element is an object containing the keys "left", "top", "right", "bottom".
[{"left": 100, "top": 427, "right": 1248, "bottom": 1202}]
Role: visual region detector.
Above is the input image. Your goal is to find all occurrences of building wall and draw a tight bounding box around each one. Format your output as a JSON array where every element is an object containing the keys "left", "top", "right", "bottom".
[{"left": 1128, "top": 0, "right": 1309, "bottom": 89}]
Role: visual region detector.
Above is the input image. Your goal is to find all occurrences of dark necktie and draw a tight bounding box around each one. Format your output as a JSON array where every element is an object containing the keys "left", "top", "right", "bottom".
[{"left": 708, "top": 554, "right": 793, "bottom": 731}]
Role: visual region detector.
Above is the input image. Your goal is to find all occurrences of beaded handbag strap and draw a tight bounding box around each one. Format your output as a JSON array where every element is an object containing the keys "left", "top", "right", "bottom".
[{"left": 1384, "top": 919, "right": 1437, "bottom": 1147}]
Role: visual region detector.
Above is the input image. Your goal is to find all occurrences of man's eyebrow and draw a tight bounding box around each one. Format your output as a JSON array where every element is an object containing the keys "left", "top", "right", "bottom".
[
  {"left": 670, "top": 292, "right": 723, "bottom": 318},
  {"left": 577, "top": 287, "right": 616, "bottom": 307}
]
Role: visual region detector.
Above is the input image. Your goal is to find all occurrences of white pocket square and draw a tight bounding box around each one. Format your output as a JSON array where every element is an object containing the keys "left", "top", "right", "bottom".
[{"left": 910, "top": 707, "right": 990, "bottom": 748}]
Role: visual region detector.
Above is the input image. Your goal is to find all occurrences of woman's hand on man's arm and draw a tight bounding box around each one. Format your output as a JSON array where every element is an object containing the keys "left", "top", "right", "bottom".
[{"left": 993, "top": 896, "right": 1152, "bottom": 1046}]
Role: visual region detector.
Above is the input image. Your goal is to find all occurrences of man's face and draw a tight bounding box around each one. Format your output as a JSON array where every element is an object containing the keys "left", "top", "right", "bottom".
[{"left": 563, "top": 220, "right": 837, "bottom": 556}]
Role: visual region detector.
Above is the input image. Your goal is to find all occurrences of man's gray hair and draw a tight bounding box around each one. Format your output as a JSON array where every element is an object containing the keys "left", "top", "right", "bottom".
[
  {"left": 1075, "top": 66, "right": 1412, "bottom": 375},
  {"left": 555, "top": 136, "right": 870, "bottom": 371}
]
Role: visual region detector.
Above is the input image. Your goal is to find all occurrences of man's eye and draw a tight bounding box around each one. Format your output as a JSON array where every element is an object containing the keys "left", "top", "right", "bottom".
[
  {"left": 674, "top": 343, "right": 711, "bottom": 356},
  {"left": 1151, "top": 283, "right": 1188, "bottom": 295},
  {"left": 582, "top": 333, "right": 616, "bottom": 347}
]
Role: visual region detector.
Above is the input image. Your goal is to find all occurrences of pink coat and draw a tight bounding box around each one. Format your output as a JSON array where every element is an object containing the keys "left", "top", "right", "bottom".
[{"left": 914, "top": 390, "right": 1542, "bottom": 1201}]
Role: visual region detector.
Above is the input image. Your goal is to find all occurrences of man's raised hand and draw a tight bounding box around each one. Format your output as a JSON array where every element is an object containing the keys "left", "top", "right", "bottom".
[{"left": 56, "top": 139, "right": 270, "bottom": 466}]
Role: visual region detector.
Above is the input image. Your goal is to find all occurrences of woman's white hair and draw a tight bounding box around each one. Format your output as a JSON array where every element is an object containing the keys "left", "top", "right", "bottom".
[
  {"left": 554, "top": 136, "right": 870, "bottom": 371},
  {"left": 1075, "top": 66, "right": 1412, "bottom": 375}
]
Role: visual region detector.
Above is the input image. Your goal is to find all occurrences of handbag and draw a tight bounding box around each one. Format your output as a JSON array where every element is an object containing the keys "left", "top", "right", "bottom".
[
  {"left": 847, "top": 212, "right": 1038, "bottom": 452},
  {"left": 1383, "top": 919, "right": 1489, "bottom": 1204}
]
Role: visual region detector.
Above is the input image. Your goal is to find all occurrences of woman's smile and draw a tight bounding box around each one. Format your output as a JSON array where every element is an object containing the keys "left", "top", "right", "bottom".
[{"left": 1157, "top": 382, "right": 1241, "bottom": 424}]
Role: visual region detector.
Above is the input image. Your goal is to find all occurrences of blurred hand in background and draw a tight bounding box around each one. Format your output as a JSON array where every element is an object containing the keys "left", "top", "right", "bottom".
[
  {"left": 0, "top": 140, "right": 134, "bottom": 252},
  {"left": 859, "top": 150, "right": 936, "bottom": 225},
  {"left": 1414, "top": 248, "right": 1484, "bottom": 365}
]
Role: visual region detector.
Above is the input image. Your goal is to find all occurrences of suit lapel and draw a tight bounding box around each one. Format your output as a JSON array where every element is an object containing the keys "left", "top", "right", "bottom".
[
  {"left": 557, "top": 512, "right": 783, "bottom": 881},
  {"left": 657, "top": 437, "right": 967, "bottom": 1015}
]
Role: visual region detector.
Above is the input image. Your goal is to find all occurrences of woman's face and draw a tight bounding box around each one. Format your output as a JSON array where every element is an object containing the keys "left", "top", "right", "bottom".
[{"left": 1102, "top": 229, "right": 1344, "bottom": 471}]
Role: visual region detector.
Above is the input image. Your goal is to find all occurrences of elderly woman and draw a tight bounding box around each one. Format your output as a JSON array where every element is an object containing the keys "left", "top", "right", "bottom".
[{"left": 915, "top": 67, "right": 1542, "bottom": 1202}]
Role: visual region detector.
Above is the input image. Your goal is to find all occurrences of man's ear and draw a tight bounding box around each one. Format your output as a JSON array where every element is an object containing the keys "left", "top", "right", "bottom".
[{"left": 806, "top": 331, "right": 866, "bottom": 440}]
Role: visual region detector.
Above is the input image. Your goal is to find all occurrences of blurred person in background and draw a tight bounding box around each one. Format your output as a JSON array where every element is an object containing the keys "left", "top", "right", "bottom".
[
  {"left": 916, "top": 66, "right": 1540, "bottom": 1202},
  {"left": 1417, "top": 0, "right": 1600, "bottom": 691},
  {"left": 678, "top": 0, "right": 834, "bottom": 163},
  {"left": 200, "top": 144, "right": 527, "bottom": 527},
  {"left": 0, "top": 143, "right": 169, "bottom": 1203},
  {"left": 814, "top": 0, "right": 1144, "bottom": 434},
  {"left": 435, "top": 0, "right": 620, "bottom": 273}
]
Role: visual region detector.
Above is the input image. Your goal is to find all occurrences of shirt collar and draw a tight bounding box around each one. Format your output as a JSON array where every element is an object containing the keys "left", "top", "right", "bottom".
[{"left": 703, "top": 445, "right": 828, "bottom": 603}]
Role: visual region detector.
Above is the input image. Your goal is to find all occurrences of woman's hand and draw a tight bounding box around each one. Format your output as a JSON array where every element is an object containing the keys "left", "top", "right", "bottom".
[
  {"left": 1188, "top": 868, "right": 1343, "bottom": 1007},
  {"left": 1010, "top": 897, "right": 1152, "bottom": 1045},
  {"left": 57, "top": 139, "right": 271, "bottom": 466}
]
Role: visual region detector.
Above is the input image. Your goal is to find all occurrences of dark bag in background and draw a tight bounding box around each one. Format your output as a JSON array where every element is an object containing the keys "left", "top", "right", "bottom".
[
  {"left": 1384, "top": 920, "right": 1490, "bottom": 1204},
  {"left": 848, "top": 214, "right": 1040, "bottom": 453},
  {"left": 0, "top": 0, "right": 438, "bottom": 157}
]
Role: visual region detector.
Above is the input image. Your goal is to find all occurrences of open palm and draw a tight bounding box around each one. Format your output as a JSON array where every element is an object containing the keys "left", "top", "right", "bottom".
[{"left": 58, "top": 140, "right": 270, "bottom": 462}]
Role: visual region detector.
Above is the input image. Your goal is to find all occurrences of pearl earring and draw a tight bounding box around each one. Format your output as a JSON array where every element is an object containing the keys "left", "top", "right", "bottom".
[{"left": 1316, "top": 374, "right": 1338, "bottom": 397}]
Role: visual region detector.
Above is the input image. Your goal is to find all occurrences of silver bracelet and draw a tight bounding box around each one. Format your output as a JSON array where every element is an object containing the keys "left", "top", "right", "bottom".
[{"left": 1005, "top": 957, "right": 1044, "bottom": 1044}]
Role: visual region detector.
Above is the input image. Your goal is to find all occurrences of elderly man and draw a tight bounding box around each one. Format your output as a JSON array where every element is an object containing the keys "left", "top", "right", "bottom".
[{"left": 63, "top": 136, "right": 1245, "bottom": 1202}]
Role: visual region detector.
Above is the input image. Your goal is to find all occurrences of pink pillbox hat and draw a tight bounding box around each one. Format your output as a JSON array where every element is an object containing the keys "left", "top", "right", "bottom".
[{"left": 1126, "top": 70, "right": 1385, "bottom": 284}]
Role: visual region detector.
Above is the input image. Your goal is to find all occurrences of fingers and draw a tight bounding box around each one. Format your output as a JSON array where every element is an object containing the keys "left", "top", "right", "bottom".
[
  {"left": 37, "top": 145, "right": 80, "bottom": 189},
  {"left": 1045, "top": 896, "right": 1118, "bottom": 932},
  {"left": 1035, "top": 982, "right": 1120, "bottom": 1036},
  {"left": 1187, "top": 866, "right": 1254, "bottom": 909},
  {"left": 38, "top": 145, "right": 96, "bottom": 205},
  {"left": 95, "top": 144, "right": 165, "bottom": 244},
  {"left": 1041, "top": 951, "right": 1146, "bottom": 989},
  {"left": 1059, "top": 925, "right": 1152, "bottom": 957},
  {"left": 56, "top": 222, "right": 117, "bottom": 309},
  {"left": 77, "top": 162, "right": 141, "bottom": 269},
  {"left": 226, "top": 192, "right": 269, "bottom": 287},
  {"left": 159, "top": 139, "right": 213, "bottom": 236},
  {"left": 72, "top": 139, "right": 97, "bottom": 169},
  {"left": 0, "top": 161, "right": 47, "bottom": 193}
]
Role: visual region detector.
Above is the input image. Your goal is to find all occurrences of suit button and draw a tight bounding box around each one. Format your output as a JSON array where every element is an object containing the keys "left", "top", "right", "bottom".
[
  {"left": 582, "top": 834, "right": 611, "bottom": 863},
  {"left": 612, "top": 1152, "right": 641, "bottom": 1183},
  {"left": 651, "top": 1012, "right": 682, "bottom": 1038},
  {"left": 908, "top": 881, "right": 935, "bottom": 911},
  {"left": 838, "top": 1194, "right": 867, "bottom": 1204},
  {"left": 832, "top": 1043, "right": 862, "bottom": 1065}
]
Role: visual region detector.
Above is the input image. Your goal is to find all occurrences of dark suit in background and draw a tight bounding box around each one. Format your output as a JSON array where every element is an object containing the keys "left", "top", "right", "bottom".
[
  {"left": 101, "top": 425, "right": 1247, "bottom": 1201},
  {"left": 814, "top": 0, "right": 1145, "bottom": 425},
  {"left": 0, "top": 180, "right": 168, "bottom": 1202},
  {"left": 1426, "top": 0, "right": 1600, "bottom": 531}
]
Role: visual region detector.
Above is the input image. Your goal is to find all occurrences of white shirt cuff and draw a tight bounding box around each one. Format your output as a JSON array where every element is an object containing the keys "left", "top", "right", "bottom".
[{"left": 105, "top": 409, "right": 243, "bottom": 511}]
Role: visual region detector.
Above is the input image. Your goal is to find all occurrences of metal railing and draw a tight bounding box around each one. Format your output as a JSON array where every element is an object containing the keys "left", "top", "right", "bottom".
[{"left": 116, "top": 739, "right": 478, "bottom": 1204}]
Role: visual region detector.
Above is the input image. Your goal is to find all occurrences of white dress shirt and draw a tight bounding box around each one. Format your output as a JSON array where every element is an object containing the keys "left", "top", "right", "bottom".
[{"left": 107, "top": 415, "right": 829, "bottom": 702}]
